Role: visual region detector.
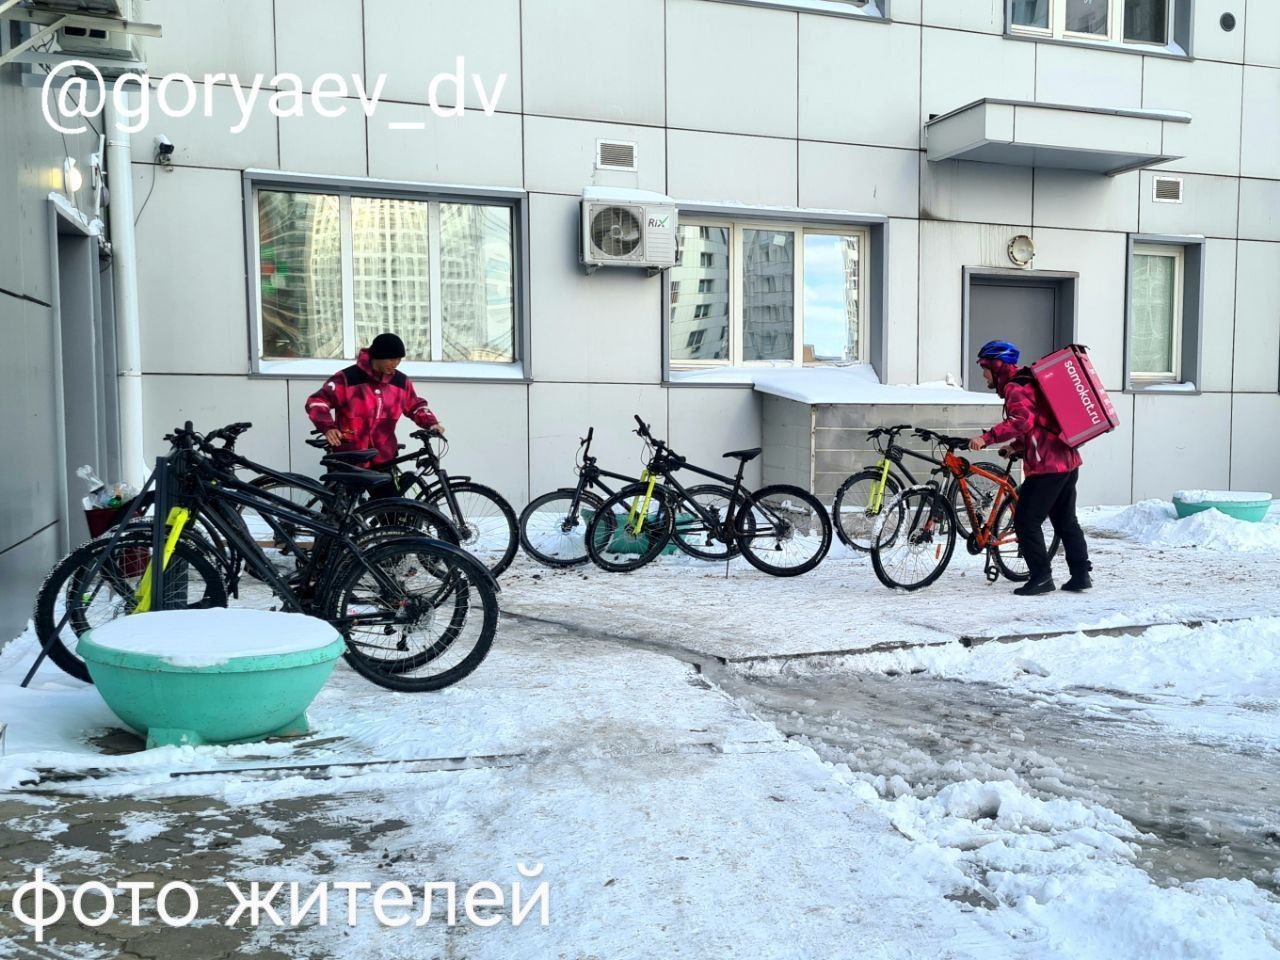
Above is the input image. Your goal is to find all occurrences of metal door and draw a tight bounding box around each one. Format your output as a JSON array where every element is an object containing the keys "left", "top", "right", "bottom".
[{"left": 967, "top": 281, "right": 1057, "bottom": 391}]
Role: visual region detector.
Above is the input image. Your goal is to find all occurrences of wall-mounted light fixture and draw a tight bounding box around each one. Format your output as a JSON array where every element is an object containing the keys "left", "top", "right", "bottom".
[{"left": 1007, "top": 234, "right": 1035, "bottom": 268}]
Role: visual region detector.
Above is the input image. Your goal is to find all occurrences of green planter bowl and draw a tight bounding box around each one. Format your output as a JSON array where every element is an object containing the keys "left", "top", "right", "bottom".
[
  {"left": 79, "top": 611, "right": 345, "bottom": 750},
  {"left": 1172, "top": 491, "right": 1272, "bottom": 523}
]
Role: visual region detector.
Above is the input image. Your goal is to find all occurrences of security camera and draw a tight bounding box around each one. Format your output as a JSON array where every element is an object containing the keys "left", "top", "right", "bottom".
[{"left": 155, "top": 135, "right": 175, "bottom": 169}]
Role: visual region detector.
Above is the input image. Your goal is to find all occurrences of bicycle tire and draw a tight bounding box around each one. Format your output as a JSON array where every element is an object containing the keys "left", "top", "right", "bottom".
[
  {"left": 33, "top": 529, "right": 229, "bottom": 683},
  {"left": 584, "top": 483, "right": 674, "bottom": 573},
  {"left": 518, "top": 488, "right": 606, "bottom": 568},
  {"left": 990, "top": 497, "right": 1062, "bottom": 582},
  {"left": 670, "top": 484, "right": 746, "bottom": 561},
  {"left": 416, "top": 480, "right": 518, "bottom": 578},
  {"left": 870, "top": 486, "right": 957, "bottom": 591},
  {"left": 832, "top": 468, "right": 905, "bottom": 552},
  {"left": 735, "top": 485, "right": 832, "bottom": 577},
  {"left": 950, "top": 461, "right": 1006, "bottom": 541},
  {"left": 324, "top": 537, "right": 499, "bottom": 692}
]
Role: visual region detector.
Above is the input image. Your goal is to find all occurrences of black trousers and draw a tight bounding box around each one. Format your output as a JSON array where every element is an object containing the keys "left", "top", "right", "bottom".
[{"left": 1014, "top": 468, "right": 1091, "bottom": 582}]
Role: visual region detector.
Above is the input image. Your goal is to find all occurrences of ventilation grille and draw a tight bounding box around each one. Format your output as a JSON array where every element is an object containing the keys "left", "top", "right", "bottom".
[
  {"left": 596, "top": 140, "right": 637, "bottom": 171},
  {"left": 1152, "top": 176, "right": 1183, "bottom": 203}
]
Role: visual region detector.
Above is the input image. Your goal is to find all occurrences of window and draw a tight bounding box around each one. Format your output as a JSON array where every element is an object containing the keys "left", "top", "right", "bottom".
[
  {"left": 1128, "top": 243, "right": 1182, "bottom": 382},
  {"left": 668, "top": 218, "right": 867, "bottom": 370},
  {"left": 1011, "top": 0, "right": 1173, "bottom": 47},
  {"left": 254, "top": 186, "right": 517, "bottom": 369}
]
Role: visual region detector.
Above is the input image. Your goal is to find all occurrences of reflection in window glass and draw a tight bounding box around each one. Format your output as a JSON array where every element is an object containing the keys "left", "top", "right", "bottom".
[
  {"left": 743, "top": 230, "right": 794, "bottom": 362},
  {"left": 670, "top": 224, "right": 729, "bottom": 363},
  {"left": 803, "top": 234, "right": 860, "bottom": 363},
  {"left": 258, "top": 191, "right": 343, "bottom": 359},
  {"left": 1124, "top": 0, "right": 1167, "bottom": 43},
  {"left": 440, "top": 204, "right": 515, "bottom": 362},
  {"left": 1131, "top": 253, "right": 1176, "bottom": 375},
  {"left": 1065, "top": 0, "right": 1109, "bottom": 34},
  {"left": 351, "top": 197, "right": 431, "bottom": 361},
  {"left": 1010, "top": 0, "right": 1050, "bottom": 28}
]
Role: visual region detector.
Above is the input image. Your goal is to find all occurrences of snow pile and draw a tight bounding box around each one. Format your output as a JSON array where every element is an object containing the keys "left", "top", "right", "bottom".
[
  {"left": 825, "top": 766, "right": 1280, "bottom": 960},
  {"left": 1090, "top": 499, "right": 1280, "bottom": 552},
  {"left": 1174, "top": 489, "right": 1272, "bottom": 504},
  {"left": 90, "top": 609, "right": 339, "bottom": 668}
]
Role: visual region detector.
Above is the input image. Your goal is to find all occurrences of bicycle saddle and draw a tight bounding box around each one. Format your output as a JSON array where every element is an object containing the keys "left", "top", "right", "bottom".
[
  {"left": 321, "top": 471, "right": 387, "bottom": 492},
  {"left": 320, "top": 449, "right": 379, "bottom": 465},
  {"left": 723, "top": 447, "right": 762, "bottom": 462}
]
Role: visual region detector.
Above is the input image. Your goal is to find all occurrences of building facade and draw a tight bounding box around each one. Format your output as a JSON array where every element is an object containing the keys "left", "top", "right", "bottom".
[{"left": 3, "top": 0, "right": 1280, "bottom": 636}]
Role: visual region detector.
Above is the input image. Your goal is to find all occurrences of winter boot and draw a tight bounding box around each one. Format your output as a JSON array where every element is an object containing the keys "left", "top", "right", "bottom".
[
  {"left": 1061, "top": 563, "right": 1093, "bottom": 592},
  {"left": 1013, "top": 573, "right": 1055, "bottom": 596}
]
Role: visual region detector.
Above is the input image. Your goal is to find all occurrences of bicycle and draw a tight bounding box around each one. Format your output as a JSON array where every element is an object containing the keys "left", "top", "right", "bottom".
[
  {"left": 33, "top": 422, "right": 499, "bottom": 692},
  {"left": 869, "top": 428, "right": 1060, "bottom": 591},
  {"left": 831, "top": 425, "right": 1006, "bottom": 551},
  {"left": 518, "top": 427, "right": 640, "bottom": 567},
  {"left": 584, "top": 416, "right": 832, "bottom": 577}
]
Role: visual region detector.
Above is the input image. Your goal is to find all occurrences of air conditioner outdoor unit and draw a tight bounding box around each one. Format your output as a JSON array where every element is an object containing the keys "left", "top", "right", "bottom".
[
  {"left": 55, "top": 0, "right": 141, "bottom": 61},
  {"left": 580, "top": 187, "right": 678, "bottom": 273}
]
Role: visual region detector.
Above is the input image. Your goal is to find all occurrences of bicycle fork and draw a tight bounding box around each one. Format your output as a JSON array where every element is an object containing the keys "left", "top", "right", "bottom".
[
  {"left": 869, "top": 457, "right": 893, "bottom": 512},
  {"left": 626, "top": 470, "right": 660, "bottom": 533},
  {"left": 133, "top": 507, "right": 192, "bottom": 613}
]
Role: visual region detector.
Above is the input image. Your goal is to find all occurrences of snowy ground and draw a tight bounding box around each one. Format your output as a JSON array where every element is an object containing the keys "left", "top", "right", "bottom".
[{"left": 0, "top": 499, "right": 1277, "bottom": 957}]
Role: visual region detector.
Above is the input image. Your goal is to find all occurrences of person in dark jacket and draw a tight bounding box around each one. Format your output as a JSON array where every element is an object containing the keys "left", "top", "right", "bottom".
[
  {"left": 968, "top": 340, "right": 1092, "bottom": 596},
  {"left": 305, "top": 333, "right": 444, "bottom": 492}
]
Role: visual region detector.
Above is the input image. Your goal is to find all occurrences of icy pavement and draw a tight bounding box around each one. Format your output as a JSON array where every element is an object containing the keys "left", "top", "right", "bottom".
[{"left": 500, "top": 503, "right": 1280, "bottom": 660}]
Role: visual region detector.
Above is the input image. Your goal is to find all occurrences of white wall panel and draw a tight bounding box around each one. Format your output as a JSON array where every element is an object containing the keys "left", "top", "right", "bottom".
[
  {"left": 132, "top": 166, "right": 250, "bottom": 375},
  {"left": 1033, "top": 169, "right": 1139, "bottom": 234},
  {"left": 523, "top": 0, "right": 663, "bottom": 125},
  {"left": 366, "top": 104, "right": 523, "bottom": 187},
  {"left": 798, "top": 18, "right": 921, "bottom": 149},
  {"left": 1137, "top": 172, "right": 1239, "bottom": 239},
  {"left": 1076, "top": 392, "right": 1133, "bottom": 507},
  {"left": 884, "top": 218, "right": 921, "bottom": 386},
  {"left": 143, "top": 0, "right": 277, "bottom": 80},
  {"left": 1230, "top": 394, "right": 1280, "bottom": 493},
  {"left": 1143, "top": 58, "right": 1243, "bottom": 177},
  {"left": 920, "top": 0, "right": 1004, "bottom": 33},
  {"left": 1200, "top": 239, "right": 1238, "bottom": 394},
  {"left": 279, "top": 102, "right": 368, "bottom": 177},
  {"left": 1238, "top": 179, "right": 1280, "bottom": 243},
  {"left": 1240, "top": 66, "right": 1280, "bottom": 181},
  {"left": 799, "top": 143, "right": 918, "bottom": 218},
  {"left": 136, "top": 82, "right": 279, "bottom": 171},
  {"left": 1232, "top": 242, "right": 1280, "bottom": 393},
  {"left": 668, "top": 387, "right": 764, "bottom": 489},
  {"left": 666, "top": 0, "right": 797, "bottom": 138},
  {"left": 1131, "top": 392, "right": 1231, "bottom": 501},
  {"left": 275, "top": 0, "right": 364, "bottom": 92},
  {"left": 1244, "top": 0, "right": 1280, "bottom": 67},
  {"left": 1192, "top": 0, "right": 1245, "bottom": 63},
  {"left": 1034, "top": 43, "right": 1144, "bottom": 110},
  {"left": 667, "top": 131, "right": 798, "bottom": 207},
  {"left": 523, "top": 117, "right": 667, "bottom": 196},
  {"left": 141, "top": 375, "right": 290, "bottom": 467},
  {"left": 364, "top": 0, "right": 522, "bottom": 111},
  {"left": 921, "top": 158, "right": 1033, "bottom": 226},
  {"left": 527, "top": 193, "right": 664, "bottom": 384},
  {"left": 920, "top": 27, "right": 1036, "bottom": 131}
]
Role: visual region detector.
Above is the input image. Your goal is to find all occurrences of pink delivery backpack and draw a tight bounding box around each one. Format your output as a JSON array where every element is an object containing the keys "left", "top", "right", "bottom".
[{"left": 1028, "top": 345, "right": 1119, "bottom": 449}]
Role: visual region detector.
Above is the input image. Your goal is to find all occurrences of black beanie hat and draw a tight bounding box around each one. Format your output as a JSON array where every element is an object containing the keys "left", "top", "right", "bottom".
[{"left": 368, "top": 333, "right": 406, "bottom": 360}]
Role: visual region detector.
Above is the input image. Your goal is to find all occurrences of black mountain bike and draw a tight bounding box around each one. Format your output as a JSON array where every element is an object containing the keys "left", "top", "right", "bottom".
[
  {"left": 34, "top": 422, "right": 499, "bottom": 692},
  {"left": 517, "top": 427, "right": 642, "bottom": 567},
  {"left": 584, "top": 416, "right": 832, "bottom": 577},
  {"left": 831, "top": 425, "right": 1006, "bottom": 551}
]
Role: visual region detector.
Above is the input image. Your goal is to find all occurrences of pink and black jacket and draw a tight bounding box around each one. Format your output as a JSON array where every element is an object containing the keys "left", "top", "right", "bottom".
[
  {"left": 979, "top": 360, "right": 1082, "bottom": 477},
  {"left": 305, "top": 349, "right": 439, "bottom": 466}
]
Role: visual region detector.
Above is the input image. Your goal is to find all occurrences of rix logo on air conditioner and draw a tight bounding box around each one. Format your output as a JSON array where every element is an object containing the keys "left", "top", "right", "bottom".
[{"left": 580, "top": 189, "right": 678, "bottom": 273}]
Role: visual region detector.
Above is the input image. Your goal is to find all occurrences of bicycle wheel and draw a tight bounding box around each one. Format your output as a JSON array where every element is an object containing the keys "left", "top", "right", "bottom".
[
  {"left": 416, "top": 480, "right": 518, "bottom": 578},
  {"left": 584, "top": 483, "right": 674, "bottom": 573},
  {"left": 33, "top": 529, "right": 229, "bottom": 683},
  {"left": 518, "top": 488, "right": 606, "bottom": 568},
  {"left": 239, "top": 475, "right": 323, "bottom": 554},
  {"left": 832, "top": 468, "right": 904, "bottom": 552},
  {"left": 989, "top": 497, "right": 1062, "bottom": 582},
  {"left": 950, "top": 462, "right": 1005, "bottom": 541},
  {"left": 870, "top": 486, "right": 957, "bottom": 591},
  {"left": 354, "top": 497, "right": 461, "bottom": 546},
  {"left": 325, "top": 538, "right": 499, "bottom": 692},
  {"left": 735, "top": 485, "right": 831, "bottom": 577},
  {"left": 670, "top": 484, "right": 745, "bottom": 561}
]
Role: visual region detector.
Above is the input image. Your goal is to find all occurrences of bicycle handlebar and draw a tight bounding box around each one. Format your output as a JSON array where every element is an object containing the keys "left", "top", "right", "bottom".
[{"left": 914, "top": 427, "right": 970, "bottom": 450}]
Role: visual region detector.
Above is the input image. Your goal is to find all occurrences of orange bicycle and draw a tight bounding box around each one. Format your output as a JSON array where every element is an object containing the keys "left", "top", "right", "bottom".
[{"left": 870, "top": 428, "right": 1059, "bottom": 591}]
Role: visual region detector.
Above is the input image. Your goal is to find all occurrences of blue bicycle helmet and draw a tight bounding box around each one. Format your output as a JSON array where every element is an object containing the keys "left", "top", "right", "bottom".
[{"left": 977, "top": 340, "right": 1020, "bottom": 365}]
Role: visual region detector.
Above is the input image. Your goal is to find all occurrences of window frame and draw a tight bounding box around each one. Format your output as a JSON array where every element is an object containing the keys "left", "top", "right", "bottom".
[
  {"left": 1127, "top": 242, "right": 1184, "bottom": 383},
  {"left": 1006, "top": 0, "right": 1188, "bottom": 57},
  {"left": 242, "top": 170, "right": 530, "bottom": 382},
  {"left": 1123, "top": 234, "right": 1205, "bottom": 394},
  {"left": 666, "top": 216, "right": 870, "bottom": 373}
]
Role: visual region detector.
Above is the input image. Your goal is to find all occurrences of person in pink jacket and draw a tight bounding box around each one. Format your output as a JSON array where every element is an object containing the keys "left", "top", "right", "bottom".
[
  {"left": 968, "top": 340, "right": 1092, "bottom": 596},
  {"left": 305, "top": 333, "right": 444, "bottom": 494}
]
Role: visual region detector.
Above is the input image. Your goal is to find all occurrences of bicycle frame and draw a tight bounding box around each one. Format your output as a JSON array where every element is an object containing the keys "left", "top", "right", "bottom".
[{"left": 627, "top": 447, "right": 759, "bottom": 543}]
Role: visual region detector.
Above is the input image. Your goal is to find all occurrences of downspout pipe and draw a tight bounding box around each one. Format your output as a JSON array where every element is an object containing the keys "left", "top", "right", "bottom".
[{"left": 104, "top": 96, "right": 146, "bottom": 487}]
